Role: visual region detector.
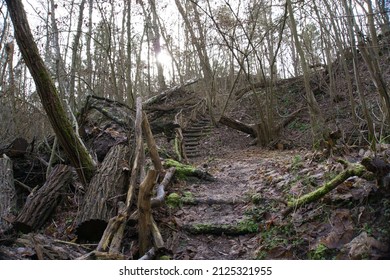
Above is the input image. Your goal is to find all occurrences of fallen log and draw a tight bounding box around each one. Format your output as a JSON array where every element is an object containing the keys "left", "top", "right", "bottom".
[
  {"left": 181, "top": 220, "right": 259, "bottom": 236},
  {"left": 219, "top": 115, "right": 256, "bottom": 137},
  {"left": 144, "top": 78, "right": 198, "bottom": 106},
  {"left": 75, "top": 144, "right": 130, "bottom": 242},
  {"left": 13, "top": 164, "right": 72, "bottom": 233},
  {"left": 164, "top": 159, "right": 214, "bottom": 181},
  {"left": 282, "top": 162, "right": 368, "bottom": 217},
  {"left": 0, "top": 155, "right": 16, "bottom": 232},
  {"left": 0, "top": 233, "right": 89, "bottom": 260}
]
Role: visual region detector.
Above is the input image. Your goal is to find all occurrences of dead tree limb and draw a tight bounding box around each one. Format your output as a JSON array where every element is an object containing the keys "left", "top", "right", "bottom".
[
  {"left": 144, "top": 78, "right": 198, "bottom": 106},
  {"left": 151, "top": 167, "right": 176, "bottom": 208},
  {"left": 219, "top": 115, "right": 256, "bottom": 137},
  {"left": 282, "top": 163, "right": 367, "bottom": 217},
  {"left": 138, "top": 169, "right": 158, "bottom": 256},
  {"left": 142, "top": 112, "right": 163, "bottom": 172},
  {"left": 126, "top": 96, "right": 144, "bottom": 210},
  {"left": 151, "top": 217, "right": 164, "bottom": 249},
  {"left": 14, "top": 164, "right": 72, "bottom": 233}
]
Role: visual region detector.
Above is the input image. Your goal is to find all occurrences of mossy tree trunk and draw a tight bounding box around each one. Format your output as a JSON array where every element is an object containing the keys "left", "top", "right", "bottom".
[{"left": 5, "top": 0, "right": 95, "bottom": 185}]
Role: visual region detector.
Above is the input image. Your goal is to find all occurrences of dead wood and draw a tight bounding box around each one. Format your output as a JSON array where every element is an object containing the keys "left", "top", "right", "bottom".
[
  {"left": 138, "top": 169, "right": 158, "bottom": 256},
  {"left": 151, "top": 167, "right": 176, "bottom": 208},
  {"left": 0, "top": 155, "right": 16, "bottom": 232},
  {"left": 97, "top": 97, "right": 144, "bottom": 254},
  {"left": 164, "top": 159, "right": 214, "bottom": 181},
  {"left": 181, "top": 222, "right": 258, "bottom": 236},
  {"left": 282, "top": 162, "right": 368, "bottom": 217},
  {"left": 151, "top": 217, "right": 164, "bottom": 249},
  {"left": 142, "top": 112, "right": 163, "bottom": 172},
  {"left": 219, "top": 115, "right": 256, "bottom": 137},
  {"left": 144, "top": 78, "right": 198, "bottom": 106},
  {"left": 13, "top": 164, "right": 72, "bottom": 233},
  {"left": 75, "top": 144, "right": 130, "bottom": 242},
  {"left": 361, "top": 157, "right": 390, "bottom": 189},
  {"left": 77, "top": 251, "right": 127, "bottom": 260},
  {"left": 0, "top": 233, "right": 89, "bottom": 260},
  {"left": 0, "top": 138, "right": 29, "bottom": 158},
  {"left": 138, "top": 247, "right": 156, "bottom": 260},
  {"left": 78, "top": 95, "right": 131, "bottom": 162}
]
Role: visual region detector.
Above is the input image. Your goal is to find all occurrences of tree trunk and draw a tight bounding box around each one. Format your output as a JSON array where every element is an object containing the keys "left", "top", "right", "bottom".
[
  {"left": 69, "top": 0, "right": 86, "bottom": 109},
  {"left": 219, "top": 115, "right": 256, "bottom": 137},
  {"left": 0, "top": 155, "right": 16, "bottom": 232},
  {"left": 76, "top": 144, "right": 129, "bottom": 241},
  {"left": 75, "top": 144, "right": 130, "bottom": 242},
  {"left": 5, "top": 0, "right": 96, "bottom": 185},
  {"left": 286, "top": 0, "right": 328, "bottom": 147},
  {"left": 13, "top": 164, "right": 72, "bottom": 233}
]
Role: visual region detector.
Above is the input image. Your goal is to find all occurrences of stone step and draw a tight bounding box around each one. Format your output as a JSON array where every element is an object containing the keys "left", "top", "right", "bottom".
[
  {"left": 186, "top": 153, "right": 201, "bottom": 158},
  {"left": 185, "top": 147, "right": 199, "bottom": 153},
  {"left": 183, "top": 132, "right": 205, "bottom": 138},
  {"left": 184, "top": 141, "right": 199, "bottom": 147},
  {"left": 184, "top": 128, "right": 209, "bottom": 133}
]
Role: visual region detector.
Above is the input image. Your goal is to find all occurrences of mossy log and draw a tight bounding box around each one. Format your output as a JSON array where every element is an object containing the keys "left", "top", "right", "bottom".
[
  {"left": 164, "top": 159, "right": 214, "bottom": 181},
  {"left": 13, "top": 164, "right": 72, "bottom": 233},
  {"left": 182, "top": 220, "right": 259, "bottom": 236},
  {"left": 282, "top": 163, "right": 367, "bottom": 217},
  {"left": 75, "top": 144, "right": 130, "bottom": 242}
]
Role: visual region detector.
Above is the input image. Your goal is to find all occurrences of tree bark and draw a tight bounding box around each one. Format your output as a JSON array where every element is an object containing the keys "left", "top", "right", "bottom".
[
  {"left": 219, "top": 115, "right": 256, "bottom": 137},
  {"left": 5, "top": 0, "right": 96, "bottom": 185},
  {"left": 137, "top": 169, "right": 158, "bottom": 256},
  {"left": 13, "top": 164, "right": 72, "bottom": 233},
  {"left": 75, "top": 144, "right": 130, "bottom": 242},
  {"left": 0, "top": 155, "right": 16, "bottom": 232},
  {"left": 286, "top": 0, "right": 328, "bottom": 146}
]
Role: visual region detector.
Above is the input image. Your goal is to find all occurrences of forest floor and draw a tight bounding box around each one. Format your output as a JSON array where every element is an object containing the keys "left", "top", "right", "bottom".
[{"left": 159, "top": 125, "right": 390, "bottom": 260}]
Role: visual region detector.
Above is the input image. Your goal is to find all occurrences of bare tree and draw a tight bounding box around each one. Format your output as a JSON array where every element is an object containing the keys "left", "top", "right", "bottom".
[
  {"left": 286, "top": 0, "right": 328, "bottom": 146},
  {"left": 5, "top": 0, "right": 96, "bottom": 185}
]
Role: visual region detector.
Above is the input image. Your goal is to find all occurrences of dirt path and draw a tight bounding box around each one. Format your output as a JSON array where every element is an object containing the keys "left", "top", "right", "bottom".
[
  {"left": 164, "top": 126, "right": 297, "bottom": 259},
  {"left": 162, "top": 126, "right": 389, "bottom": 260}
]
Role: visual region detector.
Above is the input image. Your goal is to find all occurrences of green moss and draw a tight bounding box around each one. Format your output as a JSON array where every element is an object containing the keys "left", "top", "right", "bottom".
[
  {"left": 166, "top": 193, "right": 181, "bottom": 208},
  {"left": 158, "top": 256, "right": 171, "bottom": 260},
  {"left": 237, "top": 219, "right": 259, "bottom": 233},
  {"left": 182, "top": 191, "right": 195, "bottom": 204},
  {"left": 309, "top": 244, "right": 334, "bottom": 260},
  {"left": 164, "top": 159, "right": 196, "bottom": 180}
]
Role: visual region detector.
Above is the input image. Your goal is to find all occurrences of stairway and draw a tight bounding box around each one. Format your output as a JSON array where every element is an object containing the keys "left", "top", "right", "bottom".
[{"left": 182, "top": 115, "right": 212, "bottom": 158}]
